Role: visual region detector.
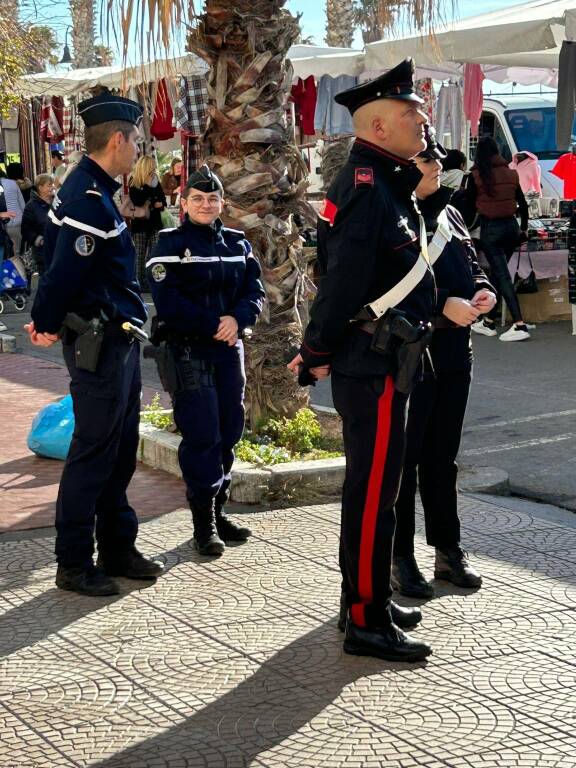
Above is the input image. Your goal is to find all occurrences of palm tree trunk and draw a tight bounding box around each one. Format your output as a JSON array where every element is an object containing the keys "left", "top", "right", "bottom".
[
  {"left": 188, "top": 0, "right": 316, "bottom": 427},
  {"left": 325, "top": 0, "right": 356, "bottom": 48},
  {"left": 70, "top": 0, "right": 96, "bottom": 68}
]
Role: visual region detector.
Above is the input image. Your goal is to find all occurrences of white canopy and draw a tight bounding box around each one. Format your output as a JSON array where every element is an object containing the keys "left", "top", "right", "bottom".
[
  {"left": 365, "top": 0, "right": 576, "bottom": 73},
  {"left": 18, "top": 54, "right": 208, "bottom": 98},
  {"left": 288, "top": 44, "right": 365, "bottom": 78}
]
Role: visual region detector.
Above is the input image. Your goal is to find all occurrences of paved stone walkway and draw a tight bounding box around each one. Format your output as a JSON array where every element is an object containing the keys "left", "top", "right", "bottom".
[
  {"left": 0, "top": 355, "right": 181, "bottom": 533},
  {"left": 2, "top": 493, "right": 576, "bottom": 767}
]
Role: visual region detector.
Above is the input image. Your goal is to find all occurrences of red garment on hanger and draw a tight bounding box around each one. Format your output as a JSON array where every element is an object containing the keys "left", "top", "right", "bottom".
[
  {"left": 552, "top": 153, "right": 576, "bottom": 199},
  {"left": 290, "top": 76, "right": 317, "bottom": 136},
  {"left": 463, "top": 64, "right": 484, "bottom": 138},
  {"left": 151, "top": 79, "right": 175, "bottom": 140},
  {"left": 40, "top": 97, "right": 65, "bottom": 143}
]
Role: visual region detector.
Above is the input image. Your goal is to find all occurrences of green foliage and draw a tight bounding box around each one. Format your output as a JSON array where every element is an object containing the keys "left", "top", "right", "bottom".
[
  {"left": 141, "top": 393, "right": 173, "bottom": 430},
  {"left": 262, "top": 408, "right": 321, "bottom": 455},
  {"left": 236, "top": 439, "right": 292, "bottom": 466}
]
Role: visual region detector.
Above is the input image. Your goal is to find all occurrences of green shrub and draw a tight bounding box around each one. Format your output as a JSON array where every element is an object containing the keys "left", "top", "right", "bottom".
[
  {"left": 141, "top": 393, "right": 173, "bottom": 430},
  {"left": 263, "top": 408, "right": 321, "bottom": 454}
]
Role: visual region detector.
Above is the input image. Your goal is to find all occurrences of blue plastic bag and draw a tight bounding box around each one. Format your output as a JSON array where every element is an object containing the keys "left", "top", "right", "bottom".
[
  {"left": 0, "top": 259, "right": 27, "bottom": 291},
  {"left": 27, "top": 395, "right": 75, "bottom": 460}
]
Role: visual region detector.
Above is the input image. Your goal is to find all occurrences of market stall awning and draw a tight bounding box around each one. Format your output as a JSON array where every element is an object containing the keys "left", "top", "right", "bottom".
[
  {"left": 18, "top": 54, "right": 208, "bottom": 98},
  {"left": 287, "top": 44, "right": 365, "bottom": 78},
  {"left": 365, "top": 0, "right": 576, "bottom": 71}
]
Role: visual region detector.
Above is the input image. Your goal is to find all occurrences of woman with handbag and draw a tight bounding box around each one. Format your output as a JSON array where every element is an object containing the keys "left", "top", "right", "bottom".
[
  {"left": 128, "top": 155, "right": 167, "bottom": 289},
  {"left": 468, "top": 136, "right": 531, "bottom": 342}
]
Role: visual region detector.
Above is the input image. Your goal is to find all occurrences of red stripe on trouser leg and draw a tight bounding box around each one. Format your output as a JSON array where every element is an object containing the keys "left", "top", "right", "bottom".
[{"left": 350, "top": 376, "right": 395, "bottom": 628}]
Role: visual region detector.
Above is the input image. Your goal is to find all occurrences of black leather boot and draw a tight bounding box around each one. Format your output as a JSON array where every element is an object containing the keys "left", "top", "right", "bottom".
[
  {"left": 338, "top": 593, "right": 422, "bottom": 631},
  {"left": 56, "top": 566, "right": 119, "bottom": 596},
  {"left": 435, "top": 546, "right": 482, "bottom": 588},
  {"left": 190, "top": 499, "right": 225, "bottom": 556},
  {"left": 214, "top": 490, "right": 251, "bottom": 542},
  {"left": 344, "top": 621, "right": 432, "bottom": 662},
  {"left": 97, "top": 548, "right": 164, "bottom": 580},
  {"left": 391, "top": 553, "right": 434, "bottom": 598}
]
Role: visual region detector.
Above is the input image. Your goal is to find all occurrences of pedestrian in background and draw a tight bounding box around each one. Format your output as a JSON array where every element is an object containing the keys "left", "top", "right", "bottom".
[
  {"left": 6, "top": 162, "right": 33, "bottom": 203},
  {"left": 0, "top": 169, "right": 25, "bottom": 255},
  {"left": 26, "top": 92, "right": 163, "bottom": 597},
  {"left": 128, "top": 155, "right": 166, "bottom": 288},
  {"left": 440, "top": 149, "right": 467, "bottom": 190},
  {"left": 161, "top": 157, "right": 182, "bottom": 205},
  {"left": 468, "top": 136, "right": 530, "bottom": 342},
  {"left": 21, "top": 173, "right": 54, "bottom": 275},
  {"left": 51, "top": 150, "right": 67, "bottom": 188}
]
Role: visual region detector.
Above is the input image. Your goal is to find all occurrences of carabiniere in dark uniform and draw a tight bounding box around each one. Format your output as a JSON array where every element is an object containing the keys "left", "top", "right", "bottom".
[
  {"left": 297, "top": 59, "right": 436, "bottom": 662},
  {"left": 30, "top": 93, "right": 164, "bottom": 596}
]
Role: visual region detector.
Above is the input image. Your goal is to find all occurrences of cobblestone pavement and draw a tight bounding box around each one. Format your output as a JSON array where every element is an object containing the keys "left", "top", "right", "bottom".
[{"left": 2, "top": 494, "right": 576, "bottom": 767}]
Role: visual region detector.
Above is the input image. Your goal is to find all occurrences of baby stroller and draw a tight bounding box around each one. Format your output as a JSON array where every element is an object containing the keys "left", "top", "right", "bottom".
[{"left": 0, "top": 232, "right": 29, "bottom": 315}]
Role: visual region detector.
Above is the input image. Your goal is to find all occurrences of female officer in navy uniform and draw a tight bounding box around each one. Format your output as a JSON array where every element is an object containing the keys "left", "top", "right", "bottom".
[
  {"left": 147, "top": 166, "right": 265, "bottom": 556},
  {"left": 392, "top": 127, "right": 496, "bottom": 598}
]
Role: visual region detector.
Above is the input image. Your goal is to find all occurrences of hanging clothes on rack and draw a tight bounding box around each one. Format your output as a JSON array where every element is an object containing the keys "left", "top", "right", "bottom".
[
  {"left": 509, "top": 151, "right": 541, "bottom": 197},
  {"left": 151, "top": 78, "right": 175, "bottom": 140},
  {"left": 463, "top": 64, "right": 484, "bottom": 138},
  {"left": 314, "top": 75, "right": 357, "bottom": 136},
  {"left": 290, "top": 76, "right": 317, "bottom": 137},
  {"left": 39, "top": 96, "right": 65, "bottom": 144},
  {"left": 557, "top": 41, "right": 576, "bottom": 150},
  {"left": 415, "top": 78, "right": 434, "bottom": 123},
  {"left": 436, "top": 83, "right": 464, "bottom": 150},
  {"left": 174, "top": 76, "right": 208, "bottom": 136}
]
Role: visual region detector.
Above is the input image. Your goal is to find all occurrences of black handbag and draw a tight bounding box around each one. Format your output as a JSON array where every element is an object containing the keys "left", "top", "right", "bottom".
[{"left": 513, "top": 250, "right": 538, "bottom": 294}]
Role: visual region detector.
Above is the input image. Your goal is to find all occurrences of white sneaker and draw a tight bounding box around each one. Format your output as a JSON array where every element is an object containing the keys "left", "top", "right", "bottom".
[
  {"left": 471, "top": 319, "right": 497, "bottom": 337},
  {"left": 499, "top": 325, "right": 531, "bottom": 342}
]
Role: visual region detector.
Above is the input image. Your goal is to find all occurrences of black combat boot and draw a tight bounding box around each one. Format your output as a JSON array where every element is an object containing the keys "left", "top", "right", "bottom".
[
  {"left": 190, "top": 499, "right": 226, "bottom": 556},
  {"left": 391, "top": 553, "right": 434, "bottom": 599},
  {"left": 97, "top": 548, "right": 164, "bottom": 580},
  {"left": 56, "top": 565, "right": 119, "bottom": 596},
  {"left": 435, "top": 546, "right": 482, "bottom": 588},
  {"left": 338, "top": 592, "right": 422, "bottom": 631},
  {"left": 344, "top": 621, "right": 432, "bottom": 662},
  {"left": 214, "top": 489, "right": 251, "bottom": 542}
]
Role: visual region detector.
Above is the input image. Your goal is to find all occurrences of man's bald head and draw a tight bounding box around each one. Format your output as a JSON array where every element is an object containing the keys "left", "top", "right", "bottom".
[{"left": 353, "top": 98, "right": 427, "bottom": 160}]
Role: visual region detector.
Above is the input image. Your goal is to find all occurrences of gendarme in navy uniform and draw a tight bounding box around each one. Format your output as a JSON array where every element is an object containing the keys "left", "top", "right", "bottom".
[
  {"left": 147, "top": 166, "right": 265, "bottom": 556},
  {"left": 29, "top": 92, "right": 164, "bottom": 596},
  {"left": 293, "top": 59, "right": 436, "bottom": 662}
]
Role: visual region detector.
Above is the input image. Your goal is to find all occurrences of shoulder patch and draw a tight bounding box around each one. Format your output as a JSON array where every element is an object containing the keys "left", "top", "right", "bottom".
[
  {"left": 355, "top": 168, "right": 374, "bottom": 187},
  {"left": 74, "top": 234, "right": 96, "bottom": 256},
  {"left": 151, "top": 264, "right": 167, "bottom": 282},
  {"left": 317, "top": 198, "right": 338, "bottom": 226}
]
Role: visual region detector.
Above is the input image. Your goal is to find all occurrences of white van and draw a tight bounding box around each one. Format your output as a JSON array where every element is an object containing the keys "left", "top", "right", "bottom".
[{"left": 467, "top": 93, "right": 566, "bottom": 198}]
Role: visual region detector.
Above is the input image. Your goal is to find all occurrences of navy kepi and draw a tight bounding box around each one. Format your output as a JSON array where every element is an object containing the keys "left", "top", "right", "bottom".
[
  {"left": 78, "top": 92, "right": 143, "bottom": 127},
  {"left": 335, "top": 58, "right": 423, "bottom": 114},
  {"left": 419, "top": 124, "right": 447, "bottom": 160}
]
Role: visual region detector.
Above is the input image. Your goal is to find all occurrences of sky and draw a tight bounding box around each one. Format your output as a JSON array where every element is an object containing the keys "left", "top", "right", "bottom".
[{"left": 23, "top": 0, "right": 544, "bottom": 71}]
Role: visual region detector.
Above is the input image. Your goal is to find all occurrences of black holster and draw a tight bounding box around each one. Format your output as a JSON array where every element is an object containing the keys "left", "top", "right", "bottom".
[
  {"left": 370, "top": 309, "right": 433, "bottom": 395},
  {"left": 61, "top": 313, "right": 104, "bottom": 373},
  {"left": 144, "top": 343, "right": 215, "bottom": 394},
  {"left": 143, "top": 342, "right": 180, "bottom": 394}
]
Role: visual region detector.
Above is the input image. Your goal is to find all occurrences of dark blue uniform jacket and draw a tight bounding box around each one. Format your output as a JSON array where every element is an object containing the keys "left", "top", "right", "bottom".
[
  {"left": 147, "top": 216, "right": 265, "bottom": 341},
  {"left": 301, "top": 139, "right": 436, "bottom": 378},
  {"left": 421, "top": 187, "right": 494, "bottom": 373},
  {"left": 31, "top": 156, "right": 147, "bottom": 333}
]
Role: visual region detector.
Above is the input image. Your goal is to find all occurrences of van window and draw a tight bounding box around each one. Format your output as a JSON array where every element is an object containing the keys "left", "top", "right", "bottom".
[
  {"left": 505, "top": 108, "right": 576, "bottom": 159},
  {"left": 469, "top": 111, "right": 512, "bottom": 162}
]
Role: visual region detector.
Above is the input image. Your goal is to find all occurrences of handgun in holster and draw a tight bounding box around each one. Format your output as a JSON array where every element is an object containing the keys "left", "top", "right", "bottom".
[
  {"left": 62, "top": 312, "right": 104, "bottom": 373},
  {"left": 370, "top": 308, "right": 433, "bottom": 395},
  {"left": 143, "top": 341, "right": 180, "bottom": 394}
]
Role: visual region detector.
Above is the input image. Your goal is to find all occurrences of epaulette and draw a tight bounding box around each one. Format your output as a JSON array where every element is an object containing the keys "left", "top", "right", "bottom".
[{"left": 86, "top": 189, "right": 102, "bottom": 197}]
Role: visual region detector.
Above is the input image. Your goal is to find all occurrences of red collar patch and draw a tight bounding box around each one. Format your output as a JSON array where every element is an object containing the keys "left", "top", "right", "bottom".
[{"left": 355, "top": 167, "right": 374, "bottom": 187}]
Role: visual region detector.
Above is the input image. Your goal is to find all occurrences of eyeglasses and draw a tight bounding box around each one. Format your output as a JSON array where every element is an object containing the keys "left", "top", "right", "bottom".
[{"left": 186, "top": 196, "right": 222, "bottom": 207}]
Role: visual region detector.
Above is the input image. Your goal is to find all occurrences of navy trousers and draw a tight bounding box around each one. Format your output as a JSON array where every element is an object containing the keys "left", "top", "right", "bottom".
[
  {"left": 172, "top": 340, "right": 246, "bottom": 505},
  {"left": 394, "top": 369, "right": 471, "bottom": 555},
  {"left": 56, "top": 335, "right": 141, "bottom": 569}
]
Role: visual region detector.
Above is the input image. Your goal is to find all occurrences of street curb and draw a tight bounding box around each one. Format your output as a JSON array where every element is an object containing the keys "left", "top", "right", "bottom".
[
  {"left": 138, "top": 424, "right": 509, "bottom": 503},
  {"left": 0, "top": 334, "right": 17, "bottom": 353}
]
